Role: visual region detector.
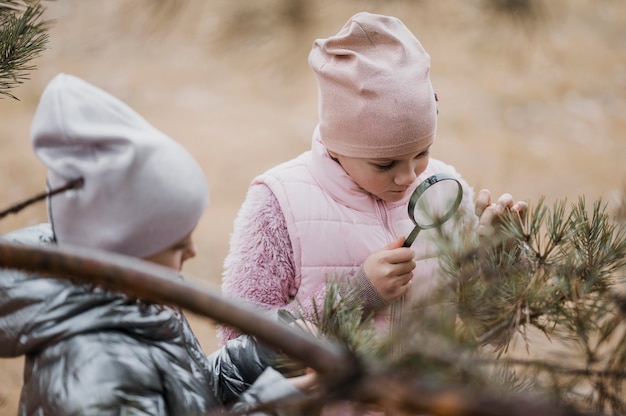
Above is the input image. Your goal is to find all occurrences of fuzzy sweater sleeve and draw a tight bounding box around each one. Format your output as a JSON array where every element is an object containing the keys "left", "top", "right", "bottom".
[{"left": 218, "top": 183, "right": 298, "bottom": 344}]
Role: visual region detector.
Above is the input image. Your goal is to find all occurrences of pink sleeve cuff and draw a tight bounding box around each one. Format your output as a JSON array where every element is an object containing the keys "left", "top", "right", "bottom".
[{"left": 345, "top": 267, "right": 388, "bottom": 312}]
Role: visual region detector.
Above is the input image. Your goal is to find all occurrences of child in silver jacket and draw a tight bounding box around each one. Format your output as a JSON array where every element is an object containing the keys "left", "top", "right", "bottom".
[{"left": 0, "top": 73, "right": 307, "bottom": 416}]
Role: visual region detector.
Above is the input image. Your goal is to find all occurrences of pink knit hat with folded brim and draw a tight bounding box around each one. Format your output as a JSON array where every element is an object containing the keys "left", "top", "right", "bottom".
[
  {"left": 309, "top": 12, "right": 437, "bottom": 159},
  {"left": 30, "top": 73, "right": 209, "bottom": 259}
]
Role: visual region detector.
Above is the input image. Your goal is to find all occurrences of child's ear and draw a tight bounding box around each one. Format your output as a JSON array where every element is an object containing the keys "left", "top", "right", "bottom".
[{"left": 327, "top": 149, "right": 339, "bottom": 159}]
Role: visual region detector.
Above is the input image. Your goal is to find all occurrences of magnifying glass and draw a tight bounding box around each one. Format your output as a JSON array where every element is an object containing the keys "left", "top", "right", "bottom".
[{"left": 402, "top": 173, "right": 463, "bottom": 248}]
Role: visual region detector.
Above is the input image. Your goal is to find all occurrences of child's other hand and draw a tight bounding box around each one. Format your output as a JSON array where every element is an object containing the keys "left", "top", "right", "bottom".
[
  {"left": 475, "top": 189, "right": 527, "bottom": 239},
  {"left": 289, "top": 368, "right": 318, "bottom": 392},
  {"left": 363, "top": 237, "right": 416, "bottom": 303}
]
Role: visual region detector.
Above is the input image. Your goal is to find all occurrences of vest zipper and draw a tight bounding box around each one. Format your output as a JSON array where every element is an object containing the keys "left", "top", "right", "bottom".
[{"left": 374, "top": 199, "right": 396, "bottom": 242}]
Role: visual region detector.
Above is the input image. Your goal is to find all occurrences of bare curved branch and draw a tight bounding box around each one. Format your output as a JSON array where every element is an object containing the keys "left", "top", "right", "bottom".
[{"left": 0, "top": 239, "right": 358, "bottom": 384}]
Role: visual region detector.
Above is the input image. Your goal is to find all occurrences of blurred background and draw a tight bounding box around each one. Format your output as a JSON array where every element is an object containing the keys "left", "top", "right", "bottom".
[{"left": 1, "top": 0, "right": 625, "bottom": 413}]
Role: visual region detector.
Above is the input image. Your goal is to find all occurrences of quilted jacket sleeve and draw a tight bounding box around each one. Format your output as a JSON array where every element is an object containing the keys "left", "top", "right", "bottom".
[
  {"left": 206, "top": 334, "right": 280, "bottom": 405},
  {"left": 231, "top": 368, "right": 303, "bottom": 415},
  {"left": 206, "top": 334, "right": 306, "bottom": 415}
]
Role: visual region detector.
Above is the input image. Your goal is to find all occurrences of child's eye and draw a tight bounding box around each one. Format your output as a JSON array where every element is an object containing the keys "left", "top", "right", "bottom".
[
  {"left": 374, "top": 162, "right": 395, "bottom": 171},
  {"left": 172, "top": 242, "right": 189, "bottom": 252}
]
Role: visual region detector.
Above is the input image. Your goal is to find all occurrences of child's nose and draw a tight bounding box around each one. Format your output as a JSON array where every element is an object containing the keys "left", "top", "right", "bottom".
[
  {"left": 395, "top": 168, "right": 417, "bottom": 186},
  {"left": 185, "top": 242, "right": 197, "bottom": 260}
]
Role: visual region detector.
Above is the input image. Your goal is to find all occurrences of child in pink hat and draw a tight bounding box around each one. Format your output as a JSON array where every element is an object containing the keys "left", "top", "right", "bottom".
[
  {"left": 0, "top": 73, "right": 314, "bottom": 415},
  {"left": 219, "top": 12, "right": 525, "bottom": 414}
]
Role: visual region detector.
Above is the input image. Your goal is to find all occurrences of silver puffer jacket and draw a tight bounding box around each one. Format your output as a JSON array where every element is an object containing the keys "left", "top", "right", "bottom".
[{"left": 0, "top": 224, "right": 298, "bottom": 416}]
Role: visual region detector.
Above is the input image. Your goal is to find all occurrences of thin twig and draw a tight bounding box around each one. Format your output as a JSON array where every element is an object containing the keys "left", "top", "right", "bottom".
[{"left": 0, "top": 177, "right": 84, "bottom": 219}]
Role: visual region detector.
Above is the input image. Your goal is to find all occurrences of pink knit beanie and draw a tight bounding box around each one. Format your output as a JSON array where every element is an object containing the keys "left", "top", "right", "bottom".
[
  {"left": 309, "top": 12, "right": 437, "bottom": 159},
  {"left": 30, "top": 73, "right": 209, "bottom": 259}
]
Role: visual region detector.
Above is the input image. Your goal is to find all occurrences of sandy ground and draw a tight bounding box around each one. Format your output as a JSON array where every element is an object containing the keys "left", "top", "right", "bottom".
[{"left": 0, "top": 0, "right": 625, "bottom": 413}]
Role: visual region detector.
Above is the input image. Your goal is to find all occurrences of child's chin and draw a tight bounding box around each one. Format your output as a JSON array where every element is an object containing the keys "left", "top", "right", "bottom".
[{"left": 382, "top": 192, "right": 406, "bottom": 203}]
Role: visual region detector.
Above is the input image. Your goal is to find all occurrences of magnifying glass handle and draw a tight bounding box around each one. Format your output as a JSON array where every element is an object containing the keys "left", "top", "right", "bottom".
[{"left": 403, "top": 226, "right": 422, "bottom": 248}]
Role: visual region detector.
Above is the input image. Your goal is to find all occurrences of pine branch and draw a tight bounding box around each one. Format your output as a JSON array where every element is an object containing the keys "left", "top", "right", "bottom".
[
  {"left": 300, "top": 194, "right": 626, "bottom": 413},
  {"left": 446, "top": 196, "right": 626, "bottom": 413},
  {"left": 0, "top": 0, "right": 51, "bottom": 100}
]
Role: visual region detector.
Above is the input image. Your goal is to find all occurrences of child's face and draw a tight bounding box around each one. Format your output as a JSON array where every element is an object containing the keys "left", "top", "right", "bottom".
[
  {"left": 143, "top": 231, "right": 196, "bottom": 272},
  {"left": 328, "top": 141, "right": 432, "bottom": 203}
]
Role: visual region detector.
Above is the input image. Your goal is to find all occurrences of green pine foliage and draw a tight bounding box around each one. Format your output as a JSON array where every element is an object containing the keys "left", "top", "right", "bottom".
[
  {"left": 312, "top": 196, "right": 626, "bottom": 414},
  {"left": 449, "top": 197, "right": 626, "bottom": 413},
  {"left": 0, "top": 0, "right": 50, "bottom": 99}
]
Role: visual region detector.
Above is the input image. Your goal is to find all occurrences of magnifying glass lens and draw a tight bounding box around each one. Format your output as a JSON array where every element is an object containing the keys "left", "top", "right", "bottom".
[
  {"left": 411, "top": 178, "right": 461, "bottom": 228},
  {"left": 403, "top": 174, "right": 463, "bottom": 248}
]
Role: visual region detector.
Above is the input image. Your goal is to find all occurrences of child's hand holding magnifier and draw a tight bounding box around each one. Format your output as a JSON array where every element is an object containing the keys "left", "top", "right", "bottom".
[
  {"left": 363, "top": 173, "right": 463, "bottom": 303},
  {"left": 363, "top": 237, "right": 416, "bottom": 304}
]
